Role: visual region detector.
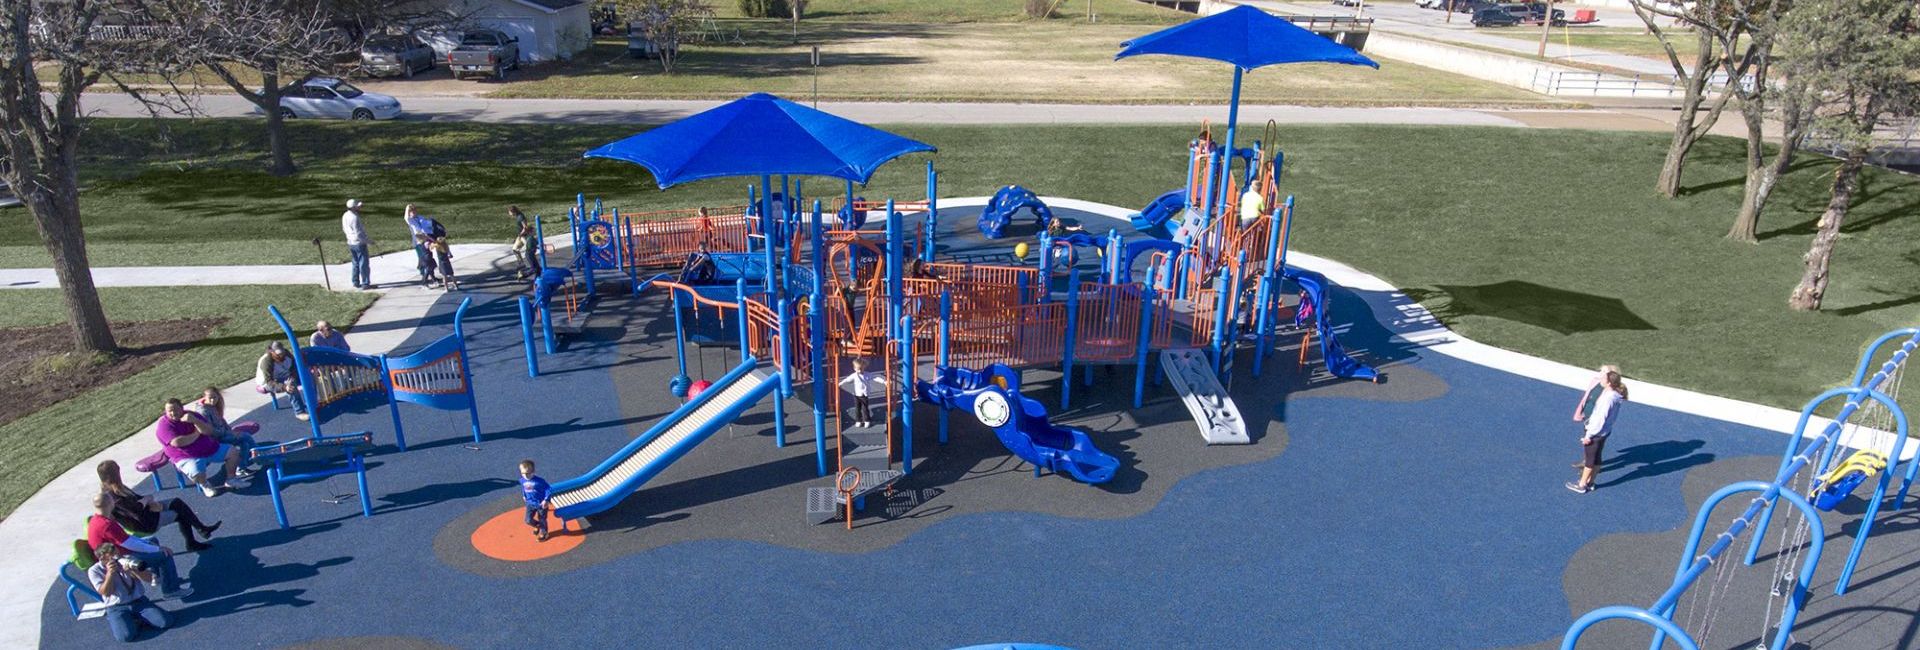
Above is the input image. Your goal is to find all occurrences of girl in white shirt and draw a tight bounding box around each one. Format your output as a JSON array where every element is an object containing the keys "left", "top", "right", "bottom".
[
  {"left": 837, "top": 358, "right": 889, "bottom": 429},
  {"left": 1568, "top": 367, "right": 1628, "bottom": 493}
]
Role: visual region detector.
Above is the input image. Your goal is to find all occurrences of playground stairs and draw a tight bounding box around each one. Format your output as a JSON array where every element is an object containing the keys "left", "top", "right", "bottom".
[
  {"left": 1159, "top": 349, "right": 1250, "bottom": 445},
  {"left": 806, "top": 423, "right": 904, "bottom": 525}
]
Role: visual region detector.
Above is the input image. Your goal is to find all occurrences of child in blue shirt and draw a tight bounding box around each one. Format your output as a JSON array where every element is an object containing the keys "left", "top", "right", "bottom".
[{"left": 519, "top": 460, "right": 551, "bottom": 541}]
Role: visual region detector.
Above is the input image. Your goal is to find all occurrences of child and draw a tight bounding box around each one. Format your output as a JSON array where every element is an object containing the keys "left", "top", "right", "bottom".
[
  {"left": 837, "top": 358, "right": 889, "bottom": 429},
  {"left": 432, "top": 237, "right": 458, "bottom": 290},
  {"left": 1567, "top": 366, "right": 1628, "bottom": 494},
  {"left": 519, "top": 460, "right": 551, "bottom": 541}
]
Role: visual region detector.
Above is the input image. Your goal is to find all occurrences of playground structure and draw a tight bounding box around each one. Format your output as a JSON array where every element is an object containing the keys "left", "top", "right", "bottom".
[
  {"left": 251, "top": 298, "right": 486, "bottom": 528},
  {"left": 1562, "top": 328, "right": 1920, "bottom": 650},
  {"left": 520, "top": 113, "right": 1386, "bottom": 529}
]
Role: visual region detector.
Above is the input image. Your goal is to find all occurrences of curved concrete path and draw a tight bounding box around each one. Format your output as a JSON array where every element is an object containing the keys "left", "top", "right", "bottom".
[{"left": 4, "top": 197, "right": 1901, "bottom": 648}]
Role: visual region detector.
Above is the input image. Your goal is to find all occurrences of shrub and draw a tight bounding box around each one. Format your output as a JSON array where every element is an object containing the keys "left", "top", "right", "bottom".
[{"left": 737, "top": 0, "right": 790, "bottom": 18}]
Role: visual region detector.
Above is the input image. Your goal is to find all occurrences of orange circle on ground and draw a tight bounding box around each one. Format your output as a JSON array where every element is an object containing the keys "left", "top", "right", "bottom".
[{"left": 470, "top": 508, "right": 584, "bottom": 561}]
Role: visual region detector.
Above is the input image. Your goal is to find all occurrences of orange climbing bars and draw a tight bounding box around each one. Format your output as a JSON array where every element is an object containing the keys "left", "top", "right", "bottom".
[{"left": 619, "top": 206, "right": 754, "bottom": 269}]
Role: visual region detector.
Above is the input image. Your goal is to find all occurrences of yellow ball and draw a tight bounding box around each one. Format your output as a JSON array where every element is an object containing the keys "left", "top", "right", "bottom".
[{"left": 1013, "top": 242, "right": 1030, "bottom": 259}]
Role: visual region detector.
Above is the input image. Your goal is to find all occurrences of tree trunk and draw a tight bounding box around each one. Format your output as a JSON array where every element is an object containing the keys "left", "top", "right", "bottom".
[
  {"left": 1726, "top": 106, "right": 1768, "bottom": 242},
  {"left": 23, "top": 157, "right": 117, "bottom": 353},
  {"left": 1655, "top": 30, "right": 1722, "bottom": 198},
  {"left": 260, "top": 73, "right": 295, "bottom": 177},
  {"left": 1787, "top": 147, "right": 1868, "bottom": 311}
]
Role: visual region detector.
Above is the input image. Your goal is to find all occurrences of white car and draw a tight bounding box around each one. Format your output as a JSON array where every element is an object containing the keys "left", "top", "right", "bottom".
[{"left": 276, "top": 77, "right": 402, "bottom": 121}]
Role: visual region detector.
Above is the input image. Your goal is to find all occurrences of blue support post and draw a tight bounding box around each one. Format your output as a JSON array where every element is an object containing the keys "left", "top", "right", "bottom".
[
  {"left": 1275, "top": 195, "right": 1296, "bottom": 271},
  {"left": 900, "top": 313, "right": 915, "bottom": 474},
  {"left": 938, "top": 290, "right": 952, "bottom": 445},
  {"left": 1134, "top": 285, "right": 1154, "bottom": 408},
  {"left": 736, "top": 278, "right": 750, "bottom": 367},
  {"left": 810, "top": 200, "right": 829, "bottom": 476},
  {"left": 1252, "top": 274, "right": 1272, "bottom": 378},
  {"left": 1062, "top": 268, "right": 1080, "bottom": 411},
  {"left": 1036, "top": 231, "right": 1053, "bottom": 287},
  {"left": 1210, "top": 269, "right": 1231, "bottom": 378},
  {"left": 1216, "top": 66, "right": 1243, "bottom": 224},
  {"left": 669, "top": 290, "right": 690, "bottom": 396},
  {"left": 886, "top": 200, "right": 903, "bottom": 348},
  {"left": 762, "top": 178, "right": 779, "bottom": 302},
  {"left": 266, "top": 305, "right": 326, "bottom": 441},
  {"left": 772, "top": 298, "right": 791, "bottom": 449},
  {"left": 534, "top": 213, "right": 549, "bottom": 270},
  {"left": 380, "top": 355, "right": 407, "bottom": 451},
  {"left": 844, "top": 179, "right": 855, "bottom": 228},
  {"left": 1106, "top": 229, "right": 1123, "bottom": 283},
  {"left": 540, "top": 294, "right": 557, "bottom": 355},
  {"left": 746, "top": 184, "right": 758, "bottom": 255},
  {"left": 453, "top": 297, "right": 483, "bottom": 444},
  {"left": 518, "top": 296, "right": 539, "bottom": 378}
]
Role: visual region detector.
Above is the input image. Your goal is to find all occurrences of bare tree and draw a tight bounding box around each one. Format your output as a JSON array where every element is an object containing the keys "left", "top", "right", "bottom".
[
  {"left": 1717, "top": 0, "right": 1797, "bottom": 243},
  {"left": 0, "top": 0, "right": 171, "bottom": 354},
  {"left": 1785, "top": 0, "right": 1918, "bottom": 311},
  {"left": 632, "top": 0, "right": 712, "bottom": 74},
  {"left": 1629, "top": 0, "right": 1750, "bottom": 198},
  {"left": 139, "top": 0, "right": 353, "bottom": 177}
]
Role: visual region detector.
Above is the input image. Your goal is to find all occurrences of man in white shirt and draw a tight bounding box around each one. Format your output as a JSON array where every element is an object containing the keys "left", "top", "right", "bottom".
[{"left": 342, "top": 199, "right": 372, "bottom": 289}]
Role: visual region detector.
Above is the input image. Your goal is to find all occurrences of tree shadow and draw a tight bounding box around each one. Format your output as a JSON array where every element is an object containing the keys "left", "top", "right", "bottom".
[{"left": 1403, "top": 281, "right": 1657, "bottom": 335}]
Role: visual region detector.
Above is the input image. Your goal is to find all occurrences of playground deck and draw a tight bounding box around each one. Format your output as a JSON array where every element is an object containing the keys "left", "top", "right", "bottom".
[{"left": 33, "top": 203, "right": 1920, "bottom": 649}]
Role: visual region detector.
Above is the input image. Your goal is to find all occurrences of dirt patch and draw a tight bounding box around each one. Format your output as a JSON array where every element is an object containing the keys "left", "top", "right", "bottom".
[{"left": 0, "top": 318, "right": 223, "bottom": 428}]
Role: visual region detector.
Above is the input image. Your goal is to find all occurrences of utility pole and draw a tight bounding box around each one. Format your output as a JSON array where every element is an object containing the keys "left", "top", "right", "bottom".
[{"left": 1535, "top": 0, "right": 1553, "bottom": 57}]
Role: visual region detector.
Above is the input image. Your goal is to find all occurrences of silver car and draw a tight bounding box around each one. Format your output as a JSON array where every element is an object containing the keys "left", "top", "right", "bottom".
[
  {"left": 278, "top": 78, "right": 403, "bottom": 121},
  {"left": 361, "top": 36, "right": 436, "bottom": 78}
]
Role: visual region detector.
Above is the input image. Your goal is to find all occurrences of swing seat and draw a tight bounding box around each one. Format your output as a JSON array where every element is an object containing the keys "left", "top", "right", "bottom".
[{"left": 1810, "top": 451, "right": 1887, "bottom": 511}]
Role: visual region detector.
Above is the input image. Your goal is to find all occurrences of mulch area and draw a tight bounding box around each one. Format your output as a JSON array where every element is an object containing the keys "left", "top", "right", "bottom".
[{"left": 0, "top": 318, "right": 223, "bottom": 429}]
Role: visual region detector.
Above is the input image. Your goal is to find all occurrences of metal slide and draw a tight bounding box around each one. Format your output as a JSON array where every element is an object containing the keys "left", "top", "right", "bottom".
[
  {"left": 549, "top": 360, "right": 780, "bottom": 521},
  {"left": 1159, "top": 349, "right": 1249, "bottom": 445}
]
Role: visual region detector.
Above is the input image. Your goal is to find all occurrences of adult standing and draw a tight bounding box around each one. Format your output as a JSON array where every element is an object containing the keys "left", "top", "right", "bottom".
[
  {"left": 404, "top": 204, "right": 438, "bottom": 286},
  {"left": 157, "top": 398, "right": 249, "bottom": 497},
  {"left": 342, "top": 199, "right": 373, "bottom": 289},
  {"left": 1567, "top": 366, "right": 1628, "bottom": 494},
  {"left": 510, "top": 205, "right": 541, "bottom": 280}
]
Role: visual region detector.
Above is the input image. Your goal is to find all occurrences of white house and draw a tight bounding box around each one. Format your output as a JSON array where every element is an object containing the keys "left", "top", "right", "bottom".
[{"left": 437, "top": 0, "right": 592, "bottom": 62}]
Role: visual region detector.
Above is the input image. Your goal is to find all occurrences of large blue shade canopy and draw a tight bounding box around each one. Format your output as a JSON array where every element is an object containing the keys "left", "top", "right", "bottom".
[
  {"left": 1115, "top": 4, "right": 1378, "bottom": 70},
  {"left": 584, "top": 92, "right": 935, "bottom": 189}
]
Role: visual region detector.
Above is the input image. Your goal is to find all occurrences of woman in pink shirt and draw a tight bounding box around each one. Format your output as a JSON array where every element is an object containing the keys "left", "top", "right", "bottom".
[{"left": 155, "top": 398, "right": 248, "bottom": 497}]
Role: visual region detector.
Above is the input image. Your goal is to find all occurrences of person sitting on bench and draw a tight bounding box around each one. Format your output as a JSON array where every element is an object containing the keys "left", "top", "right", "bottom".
[
  {"left": 96, "top": 460, "right": 218, "bottom": 552},
  {"left": 255, "top": 341, "right": 307, "bottom": 420},
  {"left": 156, "top": 398, "right": 248, "bottom": 498}
]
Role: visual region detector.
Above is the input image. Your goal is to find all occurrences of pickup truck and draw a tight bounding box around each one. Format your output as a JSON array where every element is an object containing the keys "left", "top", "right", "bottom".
[{"left": 447, "top": 30, "right": 520, "bottom": 81}]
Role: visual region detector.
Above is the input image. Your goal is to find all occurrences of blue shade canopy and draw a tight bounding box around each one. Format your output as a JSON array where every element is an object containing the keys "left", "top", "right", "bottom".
[
  {"left": 585, "top": 93, "right": 936, "bottom": 189},
  {"left": 1115, "top": 4, "right": 1378, "bottom": 70}
]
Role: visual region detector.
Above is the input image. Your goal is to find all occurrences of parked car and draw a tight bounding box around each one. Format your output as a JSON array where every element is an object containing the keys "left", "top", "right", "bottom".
[
  {"left": 1331, "top": 0, "right": 1362, "bottom": 6},
  {"left": 448, "top": 29, "right": 520, "bottom": 81},
  {"left": 1453, "top": 0, "right": 1501, "bottom": 13},
  {"left": 1503, "top": 3, "right": 1567, "bottom": 24},
  {"left": 276, "top": 77, "right": 403, "bottom": 120},
  {"left": 361, "top": 35, "right": 436, "bottom": 78},
  {"left": 1472, "top": 7, "right": 1522, "bottom": 26},
  {"left": 1414, "top": 0, "right": 1449, "bottom": 8}
]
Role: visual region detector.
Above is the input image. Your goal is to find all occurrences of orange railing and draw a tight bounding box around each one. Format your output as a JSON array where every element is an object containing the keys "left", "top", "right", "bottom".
[
  {"left": 1075, "top": 283, "right": 1144, "bottom": 362},
  {"left": 621, "top": 208, "right": 755, "bottom": 269}
]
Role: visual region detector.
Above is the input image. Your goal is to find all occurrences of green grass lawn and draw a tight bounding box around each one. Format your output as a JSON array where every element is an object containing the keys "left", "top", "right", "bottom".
[
  {"left": 2, "top": 118, "right": 1915, "bottom": 460},
  {"left": 0, "top": 285, "right": 375, "bottom": 519},
  {"left": 486, "top": 16, "right": 1547, "bottom": 105}
]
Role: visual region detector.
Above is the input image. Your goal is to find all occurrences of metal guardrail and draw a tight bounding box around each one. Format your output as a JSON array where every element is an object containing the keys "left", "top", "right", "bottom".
[{"left": 1278, "top": 15, "right": 1374, "bottom": 33}]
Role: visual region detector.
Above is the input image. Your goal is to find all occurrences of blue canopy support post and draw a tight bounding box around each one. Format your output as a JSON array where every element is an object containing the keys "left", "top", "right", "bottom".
[
  {"left": 773, "top": 297, "right": 791, "bottom": 448},
  {"left": 1276, "top": 195, "right": 1296, "bottom": 271},
  {"left": 746, "top": 184, "right": 758, "bottom": 254},
  {"left": 1016, "top": 272, "right": 1031, "bottom": 306},
  {"left": 900, "top": 313, "right": 915, "bottom": 474},
  {"left": 810, "top": 200, "right": 829, "bottom": 476},
  {"left": 518, "top": 296, "right": 540, "bottom": 378},
  {"left": 886, "top": 200, "right": 903, "bottom": 350},
  {"left": 1134, "top": 284, "right": 1155, "bottom": 408},
  {"left": 670, "top": 290, "right": 690, "bottom": 397},
  {"left": 844, "top": 179, "right": 855, "bottom": 227},
  {"left": 453, "top": 298, "right": 483, "bottom": 444},
  {"left": 762, "top": 175, "right": 779, "bottom": 302},
  {"left": 1062, "top": 267, "right": 1081, "bottom": 411},
  {"left": 1210, "top": 269, "right": 1231, "bottom": 378},
  {"left": 938, "top": 290, "right": 952, "bottom": 445},
  {"left": 1219, "top": 65, "right": 1241, "bottom": 219},
  {"left": 1036, "top": 230, "right": 1053, "bottom": 289},
  {"left": 736, "top": 279, "right": 751, "bottom": 367}
]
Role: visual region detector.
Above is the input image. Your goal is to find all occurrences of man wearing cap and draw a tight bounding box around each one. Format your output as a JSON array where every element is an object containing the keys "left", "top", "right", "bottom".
[
  {"left": 255, "top": 341, "right": 308, "bottom": 420},
  {"left": 342, "top": 199, "right": 372, "bottom": 289}
]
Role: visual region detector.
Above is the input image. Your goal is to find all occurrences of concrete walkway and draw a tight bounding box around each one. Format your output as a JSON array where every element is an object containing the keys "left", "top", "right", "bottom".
[{"left": 0, "top": 243, "right": 518, "bottom": 290}]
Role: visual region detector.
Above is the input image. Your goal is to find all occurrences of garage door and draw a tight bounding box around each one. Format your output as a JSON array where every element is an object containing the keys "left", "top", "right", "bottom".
[{"left": 480, "top": 19, "right": 539, "bottom": 62}]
